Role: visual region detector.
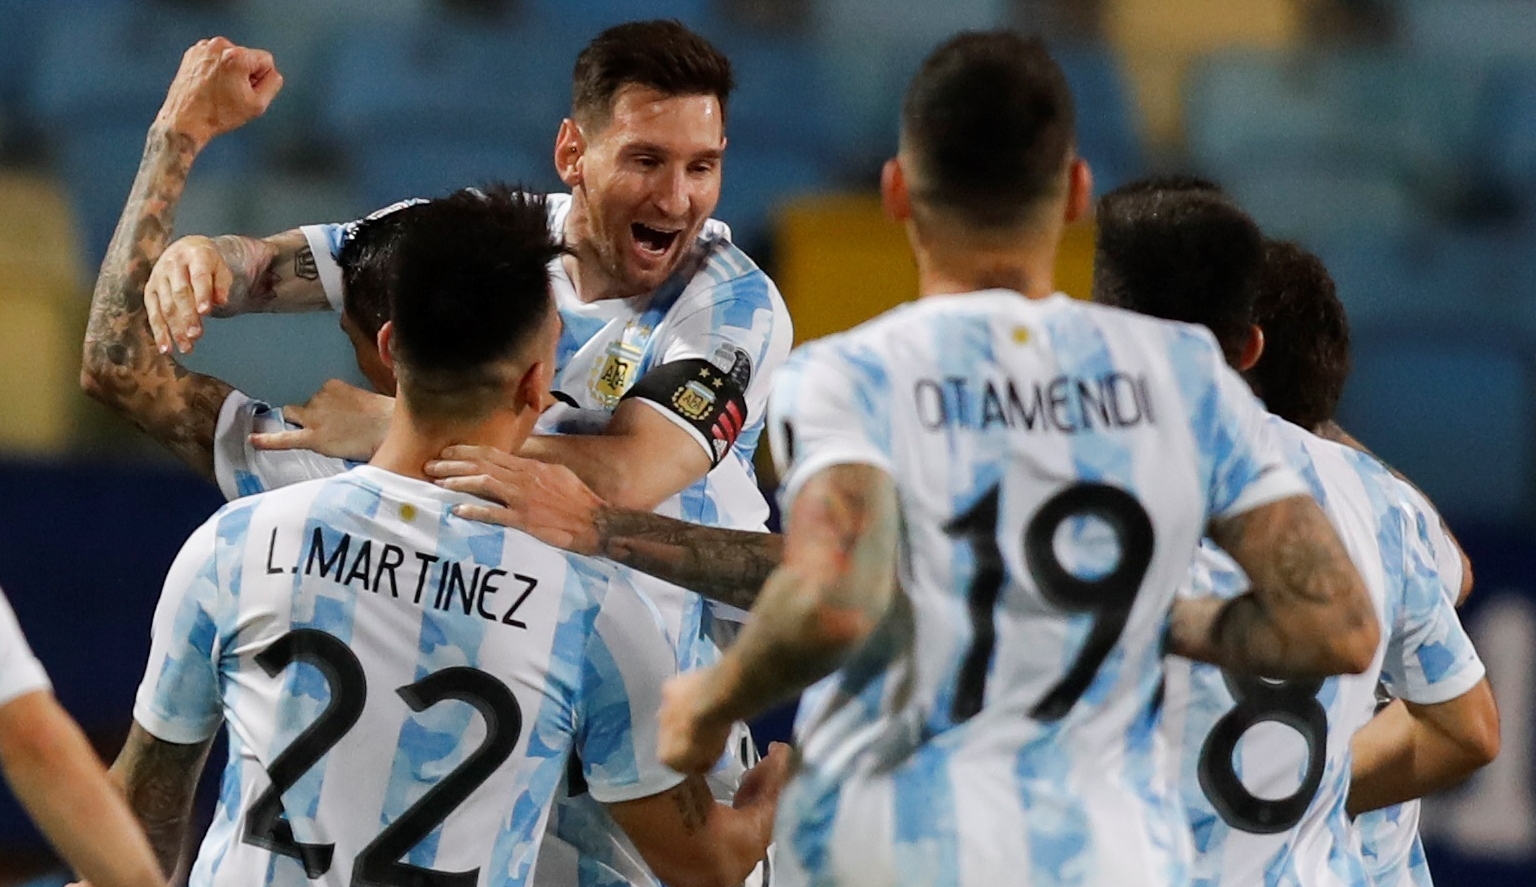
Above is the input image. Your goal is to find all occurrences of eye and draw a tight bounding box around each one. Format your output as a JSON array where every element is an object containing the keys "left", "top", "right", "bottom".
[
  {"left": 632, "top": 155, "right": 661, "bottom": 170},
  {"left": 689, "top": 160, "right": 719, "bottom": 175}
]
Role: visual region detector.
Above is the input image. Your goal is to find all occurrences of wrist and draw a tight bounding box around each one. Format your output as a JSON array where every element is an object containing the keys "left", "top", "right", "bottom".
[{"left": 147, "top": 119, "right": 207, "bottom": 155}]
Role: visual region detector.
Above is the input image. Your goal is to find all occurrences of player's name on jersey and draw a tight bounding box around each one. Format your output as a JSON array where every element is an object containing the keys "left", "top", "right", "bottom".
[
  {"left": 913, "top": 371, "right": 1156, "bottom": 434},
  {"left": 265, "top": 527, "right": 538, "bottom": 628}
]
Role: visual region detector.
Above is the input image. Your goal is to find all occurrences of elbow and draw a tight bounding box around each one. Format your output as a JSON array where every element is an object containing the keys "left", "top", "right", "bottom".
[
  {"left": 1462, "top": 683, "right": 1502, "bottom": 769},
  {"left": 1331, "top": 619, "right": 1380, "bottom": 675},
  {"left": 1456, "top": 551, "right": 1475, "bottom": 607},
  {"left": 660, "top": 849, "right": 762, "bottom": 887}
]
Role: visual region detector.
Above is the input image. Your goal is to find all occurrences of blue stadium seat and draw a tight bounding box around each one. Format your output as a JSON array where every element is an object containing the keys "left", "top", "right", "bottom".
[
  {"left": 1313, "top": 229, "right": 1519, "bottom": 329},
  {"left": 710, "top": 29, "right": 832, "bottom": 161},
  {"left": 354, "top": 138, "right": 557, "bottom": 211},
  {"left": 1226, "top": 161, "right": 1416, "bottom": 243},
  {"left": 1053, "top": 44, "right": 1144, "bottom": 194},
  {"left": 1484, "top": 63, "right": 1536, "bottom": 194},
  {"left": 322, "top": 17, "right": 583, "bottom": 163},
  {"left": 714, "top": 147, "right": 836, "bottom": 254},
  {"left": 1399, "top": 0, "right": 1536, "bottom": 61},
  {"left": 1337, "top": 328, "right": 1533, "bottom": 523},
  {"left": 1186, "top": 50, "right": 1353, "bottom": 174},
  {"left": 520, "top": 0, "right": 714, "bottom": 32},
  {"left": 180, "top": 313, "right": 368, "bottom": 410}
]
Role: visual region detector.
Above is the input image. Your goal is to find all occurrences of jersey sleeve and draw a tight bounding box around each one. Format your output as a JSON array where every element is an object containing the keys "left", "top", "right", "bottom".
[
  {"left": 575, "top": 571, "right": 687, "bottom": 804},
  {"left": 1395, "top": 480, "right": 1464, "bottom": 606},
  {"left": 214, "top": 390, "right": 351, "bottom": 501},
  {"left": 132, "top": 519, "right": 228, "bottom": 744},
  {"left": 620, "top": 267, "right": 791, "bottom": 467},
  {"left": 300, "top": 198, "right": 431, "bottom": 314},
  {"left": 1198, "top": 344, "right": 1310, "bottom": 521},
  {"left": 1380, "top": 505, "right": 1486, "bottom": 705},
  {"left": 0, "top": 586, "right": 50, "bottom": 707},
  {"left": 767, "top": 340, "right": 895, "bottom": 511}
]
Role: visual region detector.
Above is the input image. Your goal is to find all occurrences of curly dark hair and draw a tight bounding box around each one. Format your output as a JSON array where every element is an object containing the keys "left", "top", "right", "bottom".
[
  {"left": 1246, "top": 240, "right": 1351, "bottom": 430},
  {"left": 1091, "top": 178, "right": 1263, "bottom": 366}
]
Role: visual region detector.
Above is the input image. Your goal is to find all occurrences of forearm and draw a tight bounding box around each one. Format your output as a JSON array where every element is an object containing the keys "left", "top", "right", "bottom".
[
  {"left": 1348, "top": 682, "right": 1499, "bottom": 815},
  {"left": 81, "top": 126, "right": 231, "bottom": 479},
  {"left": 1170, "top": 591, "right": 1362, "bottom": 678},
  {"left": 594, "top": 507, "right": 781, "bottom": 610},
  {"left": 1347, "top": 700, "right": 1420, "bottom": 815},
  {"left": 0, "top": 695, "right": 164, "bottom": 887},
  {"left": 211, "top": 229, "right": 329, "bottom": 316},
  {"left": 693, "top": 803, "right": 773, "bottom": 887},
  {"left": 110, "top": 725, "right": 213, "bottom": 879},
  {"left": 520, "top": 431, "right": 699, "bottom": 511}
]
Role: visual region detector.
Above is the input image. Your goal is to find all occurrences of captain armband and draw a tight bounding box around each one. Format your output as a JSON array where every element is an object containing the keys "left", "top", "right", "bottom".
[{"left": 621, "top": 348, "right": 752, "bottom": 467}]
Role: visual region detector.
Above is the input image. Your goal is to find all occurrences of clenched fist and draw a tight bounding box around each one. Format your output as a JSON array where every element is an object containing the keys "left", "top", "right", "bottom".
[{"left": 154, "top": 36, "right": 283, "bottom": 149}]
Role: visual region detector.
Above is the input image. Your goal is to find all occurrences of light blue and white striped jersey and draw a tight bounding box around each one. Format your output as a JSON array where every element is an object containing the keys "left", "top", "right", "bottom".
[
  {"left": 1159, "top": 419, "right": 1485, "bottom": 887},
  {"left": 133, "top": 465, "right": 684, "bottom": 887},
  {"left": 765, "top": 290, "right": 1310, "bottom": 887},
  {"left": 1352, "top": 481, "right": 1466, "bottom": 887},
  {"left": 291, "top": 192, "right": 792, "bottom": 535}
]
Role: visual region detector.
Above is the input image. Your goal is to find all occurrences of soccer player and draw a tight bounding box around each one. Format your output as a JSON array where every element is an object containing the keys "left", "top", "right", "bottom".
[
  {"left": 1090, "top": 180, "right": 1497, "bottom": 887},
  {"left": 0, "top": 584, "right": 166, "bottom": 887},
  {"left": 655, "top": 32, "right": 1381, "bottom": 887},
  {"left": 77, "top": 34, "right": 774, "bottom": 885},
  {"left": 1244, "top": 242, "right": 1494, "bottom": 887},
  {"left": 110, "top": 182, "right": 785, "bottom": 887}
]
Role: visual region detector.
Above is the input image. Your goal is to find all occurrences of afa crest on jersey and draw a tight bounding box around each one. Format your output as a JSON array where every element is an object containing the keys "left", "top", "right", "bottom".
[
  {"left": 590, "top": 340, "right": 643, "bottom": 408},
  {"left": 673, "top": 380, "right": 718, "bottom": 421}
]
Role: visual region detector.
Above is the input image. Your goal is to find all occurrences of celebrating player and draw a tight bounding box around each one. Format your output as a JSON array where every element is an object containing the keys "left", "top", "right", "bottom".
[
  {"left": 80, "top": 28, "right": 780, "bottom": 887},
  {"left": 0, "top": 583, "right": 165, "bottom": 887},
  {"left": 1244, "top": 241, "right": 1495, "bottom": 887},
  {"left": 110, "top": 183, "right": 786, "bottom": 887},
  {"left": 1090, "top": 179, "right": 1498, "bottom": 887},
  {"left": 655, "top": 32, "right": 1380, "bottom": 887}
]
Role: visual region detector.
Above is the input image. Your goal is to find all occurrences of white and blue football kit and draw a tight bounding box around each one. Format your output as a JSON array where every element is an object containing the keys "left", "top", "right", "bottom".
[
  {"left": 1352, "top": 481, "right": 1467, "bottom": 887},
  {"left": 766, "top": 290, "right": 1310, "bottom": 887},
  {"left": 207, "top": 192, "right": 790, "bottom": 887},
  {"left": 134, "top": 465, "right": 683, "bottom": 887},
  {"left": 1158, "top": 421, "right": 1486, "bottom": 887}
]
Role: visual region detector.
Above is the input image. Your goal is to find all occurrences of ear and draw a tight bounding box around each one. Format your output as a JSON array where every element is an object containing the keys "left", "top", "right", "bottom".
[
  {"left": 516, "top": 357, "right": 554, "bottom": 414},
  {"left": 881, "top": 158, "right": 912, "bottom": 223},
  {"left": 1237, "top": 324, "right": 1265, "bottom": 372},
  {"left": 376, "top": 321, "right": 397, "bottom": 372},
  {"left": 555, "top": 118, "right": 586, "bottom": 187},
  {"left": 1064, "top": 157, "right": 1093, "bottom": 225}
]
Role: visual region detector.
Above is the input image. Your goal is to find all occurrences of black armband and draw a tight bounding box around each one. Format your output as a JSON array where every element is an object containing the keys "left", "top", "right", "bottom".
[{"left": 622, "top": 349, "right": 752, "bottom": 466}]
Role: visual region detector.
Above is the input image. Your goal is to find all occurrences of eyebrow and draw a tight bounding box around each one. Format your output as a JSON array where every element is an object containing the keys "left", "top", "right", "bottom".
[{"left": 623, "top": 142, "right": 724, "bottom": 163}]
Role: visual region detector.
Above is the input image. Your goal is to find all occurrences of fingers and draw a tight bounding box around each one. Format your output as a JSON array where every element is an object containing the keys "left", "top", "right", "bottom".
[
  {"left": 249, "top": 430, "right": 313, "bottom": 451},
  {"left": 450, "top": 503, "right": 510, "bottom": 525},
  {"left": 438, "top": 444, "right": 518, "bottom": 469},
  {"left": 435, "top": 474, "right": 513, "bottom": 506},
  {"left": 144, "top": 263, "right": 175, "bottom": 354},
  {"left": 424, "top": 459, "right": 485, "bottom": 480},
  {"left": 166, "top": 265, "right": 204, "bottom": 353}
]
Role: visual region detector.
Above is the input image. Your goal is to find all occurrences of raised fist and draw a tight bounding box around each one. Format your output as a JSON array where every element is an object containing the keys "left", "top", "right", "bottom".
[{"left": 154, "top": 37, "right": 283, "bottom": 147}]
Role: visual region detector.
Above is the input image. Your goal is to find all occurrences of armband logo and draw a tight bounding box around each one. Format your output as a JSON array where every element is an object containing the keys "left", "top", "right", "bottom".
[{"left": 673, "top": 380, "right": 718, "bottom": 421}]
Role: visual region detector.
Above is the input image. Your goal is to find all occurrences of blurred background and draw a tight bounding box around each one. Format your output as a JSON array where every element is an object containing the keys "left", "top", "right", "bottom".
[{"left": 0, "top": 0, "right": 1533, "bottom": 883}]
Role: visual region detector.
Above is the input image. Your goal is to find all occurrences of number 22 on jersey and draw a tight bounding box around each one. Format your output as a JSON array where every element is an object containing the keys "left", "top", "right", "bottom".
[
  {"left": 944, "top": 481, "right": 1155, "bottom": 723},
  {"left": 244, "top": 628, "right": 523, "bottom": 887}
]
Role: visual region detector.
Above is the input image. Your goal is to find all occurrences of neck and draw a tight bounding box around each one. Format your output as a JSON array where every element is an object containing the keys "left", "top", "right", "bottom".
[
  {"left": 371, "top": 403, "right": 530, "bottom": 482},
  {"left": 562, "top": 188, "right": 634, "bottom": 304},
  {"left": 907, "top": 215, "right": 1062, "bottom": 301}
]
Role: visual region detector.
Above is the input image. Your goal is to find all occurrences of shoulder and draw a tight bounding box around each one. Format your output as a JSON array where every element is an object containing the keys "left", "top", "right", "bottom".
[{"left": 671, "top": 235, "right": 786, "bottom": 317}]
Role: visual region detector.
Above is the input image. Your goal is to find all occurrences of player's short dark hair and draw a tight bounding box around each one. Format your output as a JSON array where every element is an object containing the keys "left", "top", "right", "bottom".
[
  {"left": 571, "top": 20, "right": 733, "bottom": 129},
  {"left": 1246, "top": 240, "right": 1352, "bottom": 430},
  {"left": 900, "top": 31, "right": 1076, "bottom": 230},
  {"left": 341, "top": 184, "right": 562, "bottom": 419},
  {"left": 1092, "top": 180, "right": 1264, "bottom": 366}
]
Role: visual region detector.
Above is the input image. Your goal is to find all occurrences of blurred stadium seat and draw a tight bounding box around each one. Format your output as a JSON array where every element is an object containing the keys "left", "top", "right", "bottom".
[
  {"left": 711, "top": 29, "right": 833, "bottom": 160},
  {"left": 1053, "top": 43, "right": 1145, "bottom": 193},
  {"left": 714, "top": 147, "right": 836, "bottom": 254},
  {"left": 353, "top": 139, "right": 556, "bottom": 211},
  {"left": 1226, "top": 160, "right": 1417, "bottom": 242},
  {"left": 1398, "top": 0, "right": 1536, "bottom": 61},
  {"left": 1337, "top": 328, "right": 1534, "bottom": 523},
  {"left": 245, "top": 170, "right": 362, "bottom": 237}
]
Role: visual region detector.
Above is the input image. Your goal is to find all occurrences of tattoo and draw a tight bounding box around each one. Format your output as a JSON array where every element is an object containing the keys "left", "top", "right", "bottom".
[
  {"left": 669, "top": 777, "right": 714, "bottom": 836},
  {"left": 700, "top": 464, "right": 900, "bottom": 724},
  {"left": 595, "top": 509, "right": 782, "bottom": 610},
  {"left": 113, "top": 725, "right": 213, "bottom": 878},
  {"left": 81, "top": 127, "right": 232, "bottom": 481},
  {"left": 293, "top": 244, "right": 318, "bottom": 281},
  {"left": 1205, "top": 496, "right": 1375, "bottom": 676}
]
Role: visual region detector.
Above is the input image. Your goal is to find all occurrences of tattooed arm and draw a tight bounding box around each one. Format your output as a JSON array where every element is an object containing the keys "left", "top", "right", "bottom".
[
  {"left": 658, "top": 464, "right": 900, "bottom": 774},
  {"left": 109, "top": 722, "right": 216, "bottom": 879},
  {"left": 607, "top": 744, "right": 790, "bottom": 887},
  {"left": 1167, "top": 494, "right": 1379, "bottom": 678},
  {"left": 79, "top": 39, "right": 283, "bottom": 481}
]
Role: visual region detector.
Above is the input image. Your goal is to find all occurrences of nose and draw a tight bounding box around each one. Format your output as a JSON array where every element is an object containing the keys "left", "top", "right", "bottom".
[{"left": 654, "top": 165, "right": 689, "bottom": 219}]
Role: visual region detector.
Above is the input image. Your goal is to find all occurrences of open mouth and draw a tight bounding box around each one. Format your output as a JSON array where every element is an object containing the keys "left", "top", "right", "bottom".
[{"left": 631, "top": 223, "right": 681, "bottom": 257}]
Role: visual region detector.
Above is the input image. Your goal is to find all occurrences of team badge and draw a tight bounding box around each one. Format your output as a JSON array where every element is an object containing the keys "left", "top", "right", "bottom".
[
  {"left": 590, "top": 340, "right": 643, "bottom": 408},
  {"left": 672, "top": 380, "right": 718, "bottom": 421}
]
